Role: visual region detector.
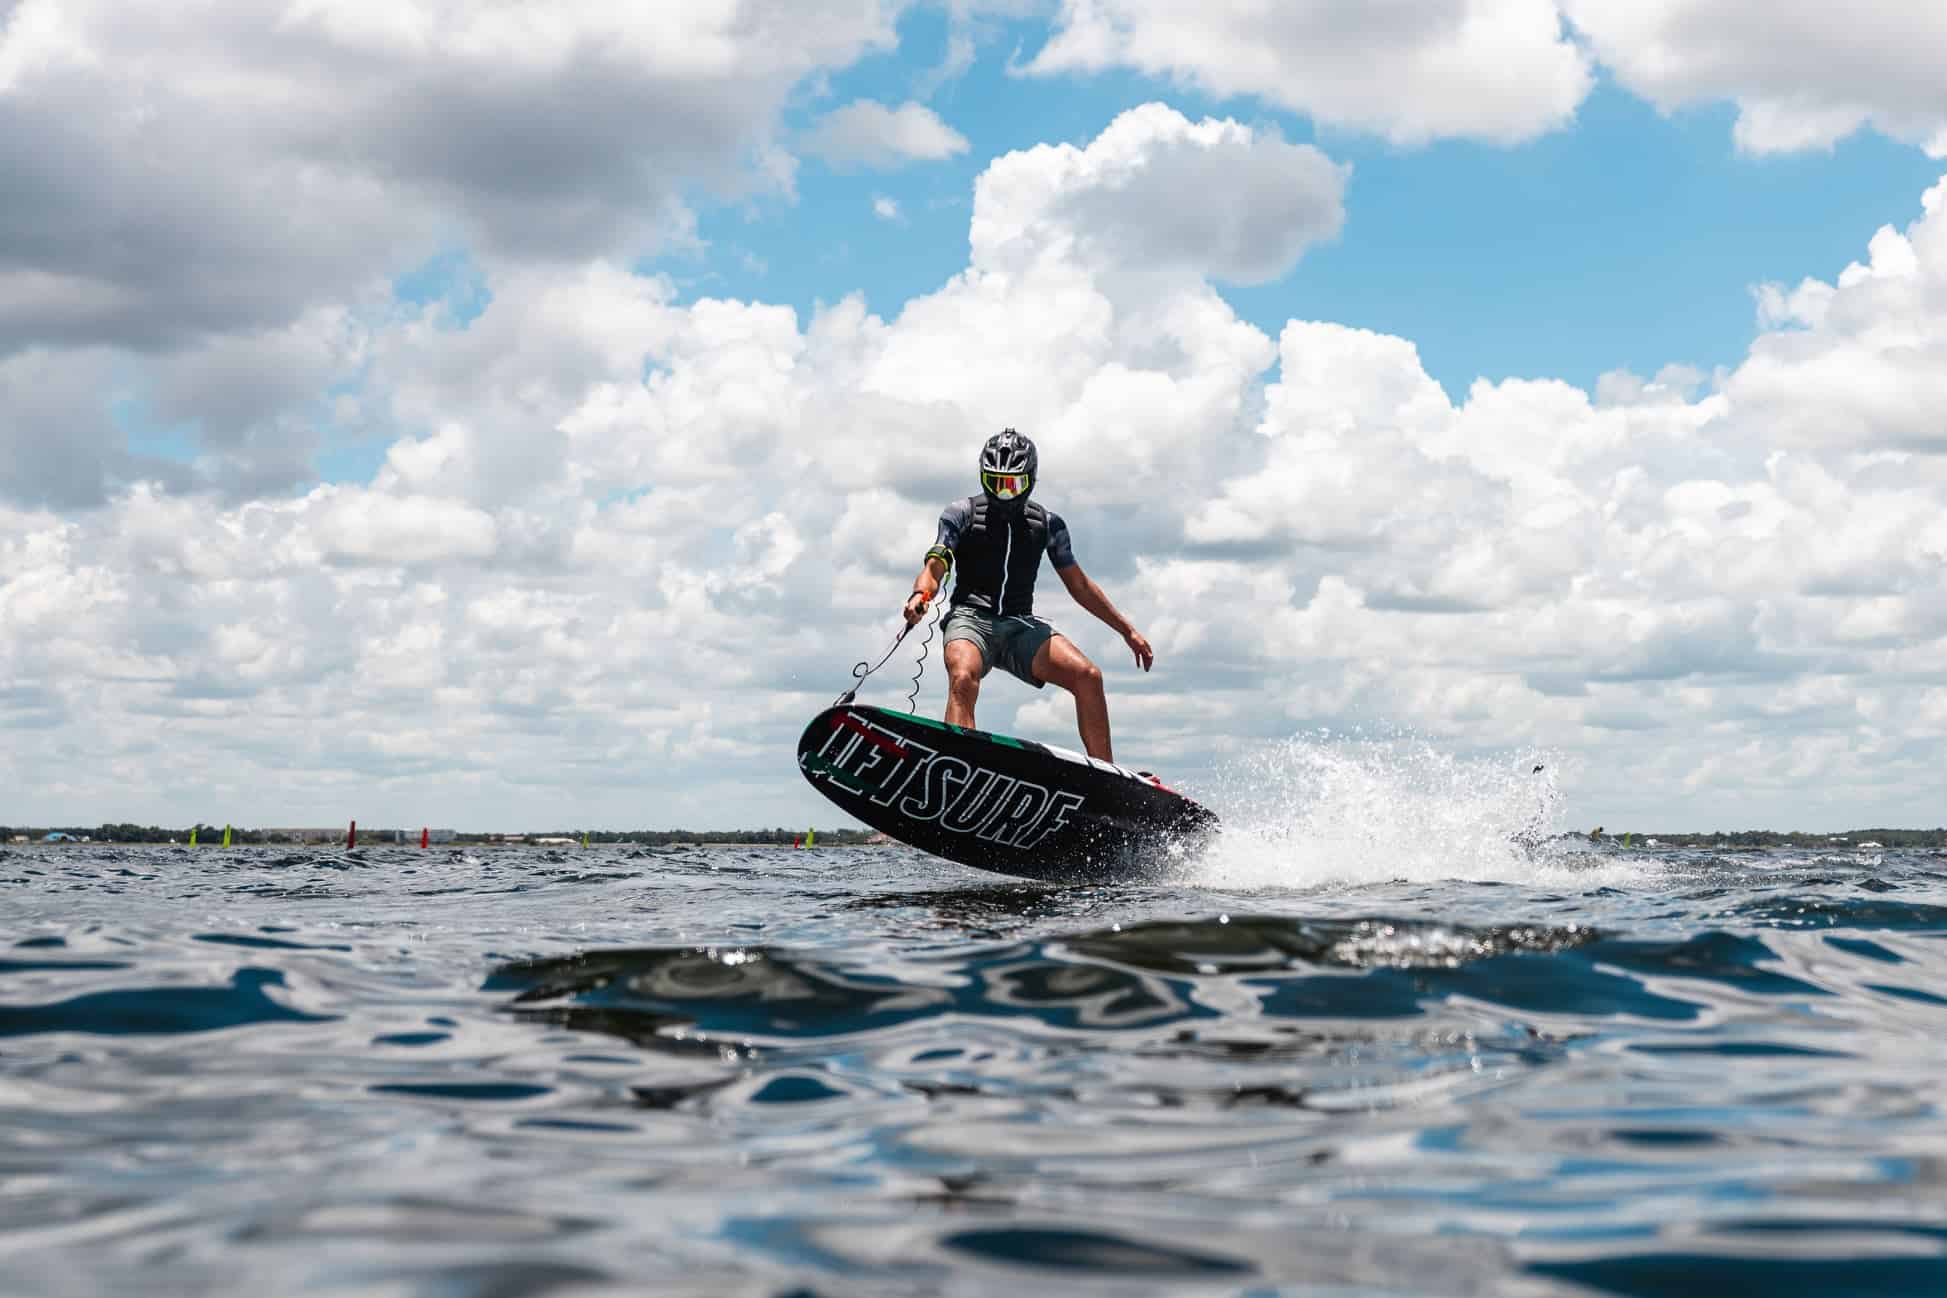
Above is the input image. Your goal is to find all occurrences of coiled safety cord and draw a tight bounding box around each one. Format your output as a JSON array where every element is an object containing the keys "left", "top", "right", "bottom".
[
  {"left": 903, "top": 599, "right": 944, "bottom": 713},
  {"left": 834, "top": 599, "right": 944, "bottom": 712}
]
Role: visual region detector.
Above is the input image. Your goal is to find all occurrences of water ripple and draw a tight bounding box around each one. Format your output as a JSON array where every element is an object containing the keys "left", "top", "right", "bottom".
[{"left": 5, "top": 843, "right": 1947, "bottom": 1296}]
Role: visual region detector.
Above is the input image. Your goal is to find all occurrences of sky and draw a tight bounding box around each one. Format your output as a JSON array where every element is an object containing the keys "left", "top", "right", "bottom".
[{"left": 4, "top": 0, "right": 1947, "bottom": 834}]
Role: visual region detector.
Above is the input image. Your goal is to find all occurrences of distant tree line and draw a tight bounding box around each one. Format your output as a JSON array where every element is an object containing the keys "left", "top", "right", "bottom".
[
  {"left": 535, "top": 828, "right": 878, "bottom": 846},
  {"left": 1603, "top": 828, "right": 1947, "bottom": 848},
  {"left": 3, "top": 824, "right": 879, "bottom": 846},
  {"left": 12, "top": 822, "right": 1941, "bottom": 850},
  {"left": 1, "top": 823, "right": 233, "bottom": 844}
]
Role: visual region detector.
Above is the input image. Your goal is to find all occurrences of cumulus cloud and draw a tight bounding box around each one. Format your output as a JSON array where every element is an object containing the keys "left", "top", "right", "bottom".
[
  {"left": 18, "top": 0, "right": 1944, "bottom": 524},
  {"left": 1, "top": 349, "right": 140, "bottom": 510},
  {"left": 1165, "top": 172, "right": 1947, "bottom": 826},
  {"left": 969, "top": 103, "right": 1347, "bottom": 285},
  {"left": 1728, "top": 183, "right": 1947, "bottom": 454},
  {"left": 0, "top": 0, "right": 897, "bottom": 349},
  {"left": 1566, "top": 0, "right": 1947, "bottom": 156},
  {"left": 1025, "top": 0, "right": 1593, "bottom": 146},
  {"left": 0, "top": 103, "right": 1339, "bottom": 825},
  {"left": 7, "top": 85, "right": 1947, "bottom": 829},
  {"left": 1021, "top": 2, "right": 1947, "bottom": 159},
  {"left": 802, "top": 99, "right": 971, "bottom": 168},
  {"left": 0, "top": 0, "right": 902, "bottom": 506}
]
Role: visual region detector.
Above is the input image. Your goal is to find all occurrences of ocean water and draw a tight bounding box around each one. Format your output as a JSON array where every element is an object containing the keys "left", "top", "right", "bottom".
[{"left": 6, "top": 755, "right": 1947, "bottom": 1296}]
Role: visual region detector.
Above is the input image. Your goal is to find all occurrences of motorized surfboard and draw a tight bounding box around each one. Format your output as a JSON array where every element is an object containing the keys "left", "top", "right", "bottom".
[{"left": 796, "top": 704, "right": 1219, "bottom": 883}]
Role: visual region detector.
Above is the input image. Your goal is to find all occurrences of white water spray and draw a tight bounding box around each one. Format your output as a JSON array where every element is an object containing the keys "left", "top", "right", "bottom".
[{"left": 1184, "top": 729, "right": 1645, "bottom": 890}]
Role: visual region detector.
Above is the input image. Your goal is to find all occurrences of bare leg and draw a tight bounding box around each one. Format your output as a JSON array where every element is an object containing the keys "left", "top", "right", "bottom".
[
  {"left": 943, "top": 639, "right": 984, "bottom": 729},
  {"left": 1031, "top": 635, "right": 1111, "bottom": 761}
]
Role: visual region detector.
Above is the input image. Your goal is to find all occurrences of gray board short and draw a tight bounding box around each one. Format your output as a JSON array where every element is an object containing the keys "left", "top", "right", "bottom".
[{"left": 942, "top": 605, "right": 1057, "bottom": 688}]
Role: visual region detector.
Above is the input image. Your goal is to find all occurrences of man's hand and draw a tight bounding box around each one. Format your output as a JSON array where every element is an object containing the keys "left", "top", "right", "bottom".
[
  {"left": 902, "top": 590, "right": 932, "bottom": 627},
  {"left": 1124, "top": 628, "right": 1153, "bottom": 672}
]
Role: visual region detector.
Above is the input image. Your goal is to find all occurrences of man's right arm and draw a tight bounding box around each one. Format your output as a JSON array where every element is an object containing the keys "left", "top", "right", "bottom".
[
  {"left": 904, "top": 555, "right": 949, "bottom": 625},
  {"left": 904, "top": 503, "right": 963, "bottom": 626}
]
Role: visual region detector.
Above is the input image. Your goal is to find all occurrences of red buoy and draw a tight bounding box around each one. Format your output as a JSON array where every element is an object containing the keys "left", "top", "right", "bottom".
[
  {"left": 420, "top": 827, "right": 429, "bottom": 849},
  {"left": 347, "top": 820, "right": 357, "bottom": 850}
]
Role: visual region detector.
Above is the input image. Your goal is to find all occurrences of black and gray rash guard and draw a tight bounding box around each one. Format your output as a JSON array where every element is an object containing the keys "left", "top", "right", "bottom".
[{"left": 931, "top": 496, "right": 1076, "bottom": 618}]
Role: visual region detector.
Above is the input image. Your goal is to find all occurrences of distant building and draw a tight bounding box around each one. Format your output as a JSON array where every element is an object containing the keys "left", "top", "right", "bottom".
[
  {"left": 261, "top": 828, "right": 344, "bottom": 844},
  {"left": 370, "top": 828, "right": 456, "bottom": 844}
]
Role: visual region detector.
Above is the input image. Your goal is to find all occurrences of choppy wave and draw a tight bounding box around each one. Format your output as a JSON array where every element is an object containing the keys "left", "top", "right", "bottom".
[{"left": 6, "top": 840, "right": 1947, "bottom": 1296}]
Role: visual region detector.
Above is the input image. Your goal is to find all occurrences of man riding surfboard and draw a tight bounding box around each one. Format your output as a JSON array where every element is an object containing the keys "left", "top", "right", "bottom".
[{"left": 902, "top": 430, "right": 1153, "bottom": 764}]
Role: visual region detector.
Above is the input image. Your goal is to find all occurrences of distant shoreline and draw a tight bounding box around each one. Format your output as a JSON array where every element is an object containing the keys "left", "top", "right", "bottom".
[
  {"left": 7, "top": 826, "right": 1944, "bottom": 849},
  {"left": 4, "top": 826, "right": 890, "bottom": 848}
]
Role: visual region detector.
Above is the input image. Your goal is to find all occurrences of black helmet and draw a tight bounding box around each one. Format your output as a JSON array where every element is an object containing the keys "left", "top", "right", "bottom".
[{"left": 979, "top": 428, "right": 1037, "bottom": 503}]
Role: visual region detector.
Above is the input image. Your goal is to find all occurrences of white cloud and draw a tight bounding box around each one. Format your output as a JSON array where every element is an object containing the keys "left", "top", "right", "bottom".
[
  {"left": 802, "top": 99, "right": 971, "bottom": 169},
  {"left": 1162, "top": 167, "right": 1947, "bottom": 825},
  {"left": 0, "top": 348, "right": 156, "bottom": 510},
  {"left": 0, "top": 0, "right": 897, "bottom": 345},
  {"left": 1729, "top": 182, "right": 1947, "bottom": 454},
  {"left": 969, "top": 103, "right": 1347, "bottom": 285},
  {"left": 1566, "top": 0, "right": 1947, "bottom": 157},
  {"left": 0, "top": 103, "right": 1336, "bottom": 826},
  {"left": 1025, "top": 0, "right": 1593, "bottom": 146},
  {"left": 308, "top": 488, "right": 500, "bottom": 567},
  {"left": 873, "top": 195, "right": 904, "bottom": 221},
  {"left": 15, "top": 0, "right": 1941, "bottom": 530},
  {"left": 1020, "top": 2, "right": 1947, "bottom": 159},
  {"left": 0, "top": 0, "right": 902, "bottom": 505},
  {"left": 7, "top": 83, "right": 1947, "bottom": 830}
]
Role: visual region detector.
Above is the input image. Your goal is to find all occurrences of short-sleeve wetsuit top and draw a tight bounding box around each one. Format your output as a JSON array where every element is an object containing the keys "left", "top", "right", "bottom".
[{"left": 933, "top": 496, "right": 1076, "bottom": 618}]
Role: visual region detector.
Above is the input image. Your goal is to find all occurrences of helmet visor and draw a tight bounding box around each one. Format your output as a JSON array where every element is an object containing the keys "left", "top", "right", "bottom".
[{"left": 983, "top": 470, "right": 1030, "bottom": 500}]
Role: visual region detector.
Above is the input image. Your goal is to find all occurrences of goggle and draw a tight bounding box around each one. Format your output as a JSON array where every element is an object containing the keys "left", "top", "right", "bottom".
[{"left": 983, "top": 470, "right": 1030, "bottom": 500}]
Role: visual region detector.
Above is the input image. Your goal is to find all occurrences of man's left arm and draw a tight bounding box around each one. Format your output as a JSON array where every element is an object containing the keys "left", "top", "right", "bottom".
[
  {"left": 1045, "top": 512, "right": 1153, "bottom": 671},
  {"left": 1056, "top": 562, "right": 1154, "bottom": 673}
]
